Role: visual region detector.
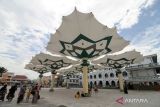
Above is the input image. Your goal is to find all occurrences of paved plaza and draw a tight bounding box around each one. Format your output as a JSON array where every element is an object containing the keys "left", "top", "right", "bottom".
[{"left": 0, "top": 88, "right": 160, "bottom": 107}]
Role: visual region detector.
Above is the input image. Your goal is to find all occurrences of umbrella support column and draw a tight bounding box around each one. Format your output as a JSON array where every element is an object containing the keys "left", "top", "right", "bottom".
[
  {"left": 50, "top": 73, "right": 55, "bottom": 92},
  {"left": 82, "top": 66, "right": 89, "bottom": 95},
  {"left": 39, "top": 74, "right": 43, "bottom": 86},
  {"left": 39, "top": 77, "right": 42, "bottom": 86},
  {"left": 81, "top": 59, "right": 90, "bottom": 97},
  {"left": 117, "top": 69, "right": 124, "bottom": 92}
]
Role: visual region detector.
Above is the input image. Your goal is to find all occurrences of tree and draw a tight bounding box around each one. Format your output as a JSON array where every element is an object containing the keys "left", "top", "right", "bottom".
[{"left": 0, "top": 67, "right": 7, "bottom": 77}]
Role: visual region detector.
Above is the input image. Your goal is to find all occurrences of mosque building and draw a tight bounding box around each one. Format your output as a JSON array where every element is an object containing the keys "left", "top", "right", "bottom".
[{"left": 66, "top": 54, "right": 160, "bottom": 90}]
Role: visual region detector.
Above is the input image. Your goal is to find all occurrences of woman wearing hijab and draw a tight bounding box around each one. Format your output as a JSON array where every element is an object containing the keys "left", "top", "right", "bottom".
[
  {"left": 6, "top": 84, "right": 17, "bottom": 102},
  {"left": 0, "top": 84, "right": 7, "bottom": 101},
  {"left": 17, "top": 85, "right": 26, "bottom": 104}
]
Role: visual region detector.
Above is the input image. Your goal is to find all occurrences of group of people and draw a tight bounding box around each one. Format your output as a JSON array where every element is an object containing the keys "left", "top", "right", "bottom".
[
  {"left": 75, "top": 85, "right": 99, "bottom": 98},
  {"left": 0, "top": 83, "right": 41, "bottom": 104}
]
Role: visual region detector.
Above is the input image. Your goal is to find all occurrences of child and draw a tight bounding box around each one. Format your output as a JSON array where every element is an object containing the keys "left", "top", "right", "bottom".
[
  {"left": 94, "top": 86, "right": 98, "bottom": 93},
  {"left": 75, "top": 91, "right": 80, "bottom": 99},
  {"left": 26, "top": 86, "right": 31, "bottom": 102}
]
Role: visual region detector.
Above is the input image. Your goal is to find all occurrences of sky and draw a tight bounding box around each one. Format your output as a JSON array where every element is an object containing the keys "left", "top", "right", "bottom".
[{"left": 0, "top": 0, "right": 160, "bottom": 79}]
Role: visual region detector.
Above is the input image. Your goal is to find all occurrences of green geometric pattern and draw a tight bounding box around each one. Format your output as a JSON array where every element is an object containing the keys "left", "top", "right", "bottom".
[
  {"left": 37, "top": 59, "right": 71, "bottom": 70},
  {"left": 60, "top": 34, "right": 112, "bottom": 58},
  {"left": 101, "top": 58, "right": 135, "bottom": 68},
  {"left": 28, "top": 66, "right": 49, "bottom": 74}
]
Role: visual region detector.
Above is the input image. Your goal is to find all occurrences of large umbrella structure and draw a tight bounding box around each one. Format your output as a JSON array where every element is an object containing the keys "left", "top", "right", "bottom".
[
  {"left": 93, "top": 50, "right": 143, "bottom": 68},
  {"left": 92, "top": 50, "right": 144, "bottom": 91},
  {"left": 25, "top": 63, "right": 51, "bottom": 85},
  {"left": 30, "top": 53, "right": 78, "bottom": 71},
  {"left": 46, "top": 9, "right": 129, "bottom": 96},
  {"left": 29, "top": 53, "right": 79, "bottom": 91},
  {"left": 47, "top": 9, "right": 129, "bottom": 58}
]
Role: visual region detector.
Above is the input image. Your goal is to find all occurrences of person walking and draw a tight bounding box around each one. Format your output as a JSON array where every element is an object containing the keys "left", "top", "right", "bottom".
[
  {"left": 75, "top": 91, "right": 80, "bottom": 99},
  {"left": 94, "top": 85, "right": 98, "bottom": 94},
  {"left": 31, "top": 84, "right": 40, "bottom": 104},
  {"left": 0, "top": 84, "right": 7, "bottom": 101},
  {"left": 6, "top": 84, "right": 17, "bottom": 102},
  {"left": 17, "top": 85, "right": 26, "bottom": 104},
  {"left": 124, "top": 81, "right": 128, "bottom": 94},
  {"left": 25, "top": 86, "right": 32, "bottom": 102},
  {"left": 88, "top": 88, "right": 92, "bottom": 97}
]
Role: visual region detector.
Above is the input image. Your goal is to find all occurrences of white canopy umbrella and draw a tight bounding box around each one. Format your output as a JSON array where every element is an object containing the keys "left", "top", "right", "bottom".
[
  {"left": 92, "top": 50, "right": 143, "bottom": 91},
  {"left": 30, "top": 53, "right": 79, "bottom": 72},
  {"left": 25, "top": 63, "right": 51, "bottom": 85},
  {"left": 92, "top": 50, "right": 144, "bottom": 68},
  {"left": 46, "top": 9, "right": 129, "bottom": 59},
  {"left": 25, "top": 63, "right": 51, "bottom": 74},
  {"left": 29, "top": 53, "right": 79, "bottom": 91}
]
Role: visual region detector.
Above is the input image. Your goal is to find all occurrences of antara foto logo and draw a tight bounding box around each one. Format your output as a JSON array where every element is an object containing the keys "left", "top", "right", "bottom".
[
  {"left": 115, "top": 97, "right": 148, "bottom": 105},
  {"left": 115, "top": 97, "right": 124, "bottom": 105}
]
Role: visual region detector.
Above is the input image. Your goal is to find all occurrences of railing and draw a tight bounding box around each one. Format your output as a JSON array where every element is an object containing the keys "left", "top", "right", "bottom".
[
  {"left": 125, "top": 63, "right": 160, "bottom": 70},
  {"left": 128, "top": 76, "right": 160, "bottom": 81}
]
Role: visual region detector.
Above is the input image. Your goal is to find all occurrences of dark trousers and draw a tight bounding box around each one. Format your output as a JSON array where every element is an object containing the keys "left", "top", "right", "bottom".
[{"left": 17, "top": 94, "right": 24, "bottom": 103}]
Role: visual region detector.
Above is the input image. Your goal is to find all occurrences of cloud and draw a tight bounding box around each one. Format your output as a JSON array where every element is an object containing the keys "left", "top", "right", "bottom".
[
  {"left": 0, "top": 0, "right": 156, "bottom": 79},
  {"left": 82, "top": 0, "right": 156, "bottom": 29},
  {"left": 0, "top": 56, "right": 39, "bottom": 79},
  {"left": 123, "top": 24, "right": 160, "bottom": 63}
]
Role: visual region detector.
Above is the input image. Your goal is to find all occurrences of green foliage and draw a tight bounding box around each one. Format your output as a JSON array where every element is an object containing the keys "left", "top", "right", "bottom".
[{"left": 0, "top": 66, "right": 7, "bottom": 77}]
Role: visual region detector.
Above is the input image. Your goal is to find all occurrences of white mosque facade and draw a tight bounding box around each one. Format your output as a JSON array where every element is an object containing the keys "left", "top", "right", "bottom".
[{"left": 66, "top": 54, "right": 160, "bottom": 89}]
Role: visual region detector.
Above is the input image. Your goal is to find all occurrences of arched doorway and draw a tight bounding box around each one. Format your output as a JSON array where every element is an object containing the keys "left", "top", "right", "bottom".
[
  {"left": 94, "top": 81, "right": 97, "bottom": 86},
  {"left": 90, "top": 75, "right": 93, "bottom": 79},
  {"left": 116, "top": 72, "right": 118, "bottom": 77},
  {"left": 90, "top": 81, "right": 93, "bottom": 88},
  {"left": 110, "top": 73, "right": 114, "bottom": 78},
  {"left": 99, "top": 81, "right": 103, "bottom": 88},
  {"left": 149, "top": 82, "right": 153, "bottom": 86},
  {"left": 117, "top": 81, "right": 119, "bottom": 88},
  {"left": 105, "top": 73, "right": 108, "bottom": 78},
  {"left": 122, "top": 71, "right": 128, "bottom": 77},
  {"left": 106, "top": 81, "right": 109, "bottom": 87},
  {"left": 111, "top": 81, "right": 116, "bottom": 87},
  {"left": 98, "top": 73, "right": 102, "bottom": 79},
  {"left": 154, "top": 82, "right": 158, "bottom": 85},
  {"left": 80, "top": 82, "right": 82, "bottom": 87}
]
